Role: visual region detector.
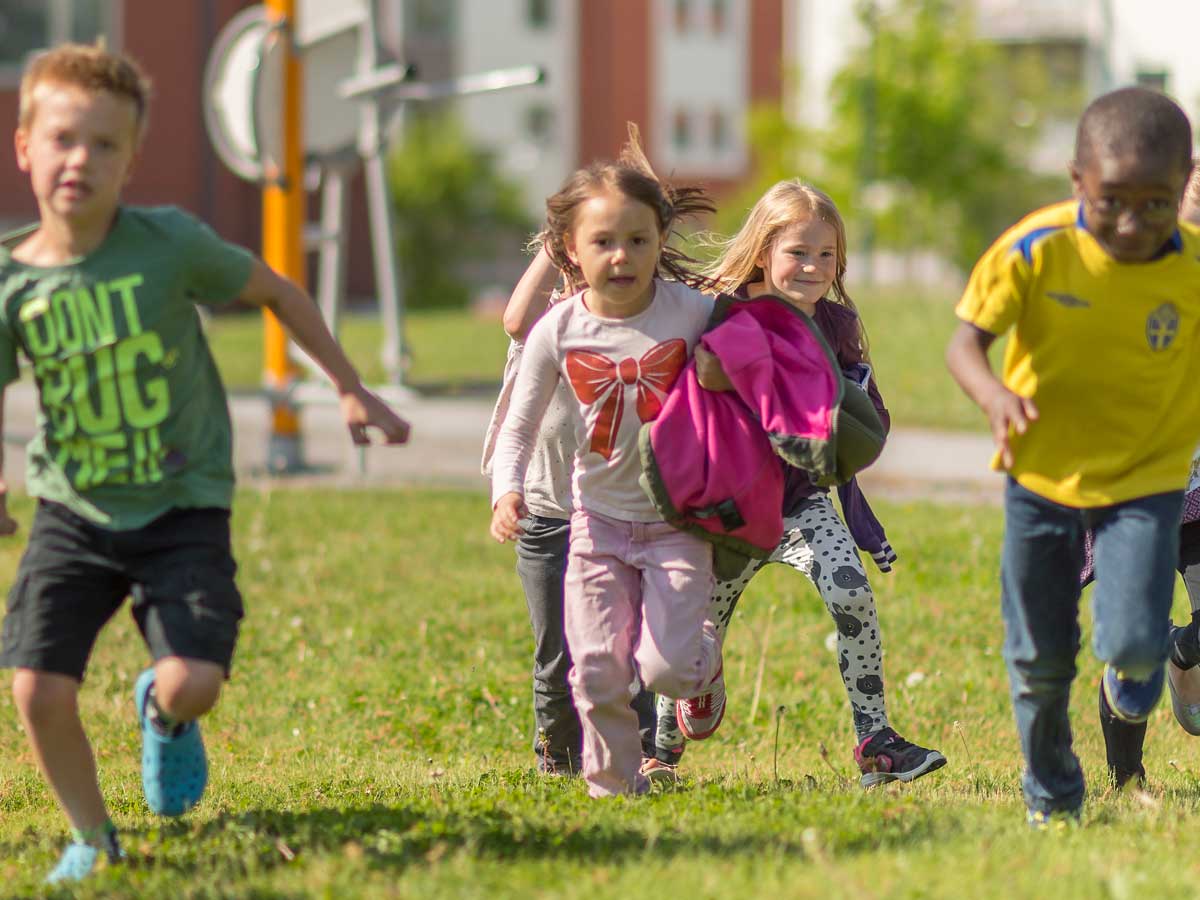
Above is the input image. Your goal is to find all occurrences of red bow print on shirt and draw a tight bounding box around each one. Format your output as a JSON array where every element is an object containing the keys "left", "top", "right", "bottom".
[{"left": 565, "top": 339, "right": 687, "bottom": 460}]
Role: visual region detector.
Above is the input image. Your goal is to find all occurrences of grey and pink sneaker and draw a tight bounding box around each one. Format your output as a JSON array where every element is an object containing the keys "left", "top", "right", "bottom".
[{"left": 854, "top": 727, "right": 946, "bottom": 788}]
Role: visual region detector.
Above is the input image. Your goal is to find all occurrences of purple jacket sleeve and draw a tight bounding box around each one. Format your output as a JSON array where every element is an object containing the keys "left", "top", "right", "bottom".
[
  {"left": 836, "top": 478, "right": 897, "bottom": 573},
  {"left": 814, "top": 301, "right": 896, "bottom": 571}
]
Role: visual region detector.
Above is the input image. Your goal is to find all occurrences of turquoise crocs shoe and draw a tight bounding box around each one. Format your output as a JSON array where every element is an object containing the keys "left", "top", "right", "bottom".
[
  {"left": 45, "top": 843, "right": 103, "bottom": 884},
  {"left": 136, "top": 667, "right": 208, "bottom": 816}
]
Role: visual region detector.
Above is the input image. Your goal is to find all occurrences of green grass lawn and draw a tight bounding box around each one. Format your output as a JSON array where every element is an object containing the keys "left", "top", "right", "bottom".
[
  {"left": 205, "top": 290, "right": 990, "bottom": 431},
  {"left": 857, "top": 286, "right": 994, "bottom": 432},
  {"left": 5, "top": 488, "right": 1196, "bottom": 898},
  {"left": 205, "top": 308, "right": 512, "bottom": 396}
]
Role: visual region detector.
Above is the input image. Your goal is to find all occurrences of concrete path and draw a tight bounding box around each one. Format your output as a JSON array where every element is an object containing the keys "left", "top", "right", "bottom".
[{"left": 0, "top": 383, "right": 1004, "bottom": 503}]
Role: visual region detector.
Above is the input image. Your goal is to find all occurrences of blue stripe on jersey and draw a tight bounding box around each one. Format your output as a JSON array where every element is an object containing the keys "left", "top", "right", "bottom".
[
  {"left": 1157, "top": 228, "right": 1184, "bottom": 258},
  {"left": 1012, "top": 225, "right": 1065, "bottom": 264}
]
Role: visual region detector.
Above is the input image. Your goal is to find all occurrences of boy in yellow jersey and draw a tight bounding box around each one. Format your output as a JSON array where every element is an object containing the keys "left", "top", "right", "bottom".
[
  {"left": 946, "top": 87, "right": 1200, "bottom": 826},
  {"left": 0, "top": 45, "right": 409, "bottom": 883},
  {"left": 1096, "top": 167, "right": 1200, "bottom": 789}
]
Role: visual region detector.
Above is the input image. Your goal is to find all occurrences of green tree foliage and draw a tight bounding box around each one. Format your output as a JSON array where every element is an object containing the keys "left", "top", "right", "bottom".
[
  {"left": 730, "top": 0, "right": 1066, "bottom": 274},
  {"left": 709, "top": 105, "right": 824, "bottom": 241},
  {"left": 388, "top": 111, "right": 533, "bottom": 309},
  {"left": 825, "top": 0, "right": 1067, "bottom": 272}
]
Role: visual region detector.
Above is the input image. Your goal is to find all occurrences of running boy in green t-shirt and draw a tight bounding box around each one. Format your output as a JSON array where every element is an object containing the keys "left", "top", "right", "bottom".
[
  {"left": 0, "top": 44, "right": 410, "bottom": 883},
  {"left": 946, "top": 87, "right": 1200, "bottom": 826}
]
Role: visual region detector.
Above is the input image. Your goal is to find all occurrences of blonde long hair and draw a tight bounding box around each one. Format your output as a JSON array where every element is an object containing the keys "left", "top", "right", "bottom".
[
  {"left": 536, "top": 124, "right": 715, "bottom": 291},
  {"left": 705, "top": 179, "right": 867, "bottom": 358}
]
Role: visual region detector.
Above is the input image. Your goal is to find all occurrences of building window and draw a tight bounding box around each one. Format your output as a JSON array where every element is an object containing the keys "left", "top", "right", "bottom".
[
  {"left": 674, "top": 0, "right": 690, "bottom": 32},
  {"left": 672, "top": 109, "right": 692, "bottom": 150},
  {"left": 709, "top": 108, "right": 728, "bottom": 151},
  {"left": 526, "top": 104, "right": 554, "bottom": 144},
  {"left": 710, "top": 0, "right": 726, "bottom": 34},
  {"left": 0, "top": 0, "right": 120, "bottom": 75},
  {"left": 527, "top": 0, "right": 552, "bottom": 28}
]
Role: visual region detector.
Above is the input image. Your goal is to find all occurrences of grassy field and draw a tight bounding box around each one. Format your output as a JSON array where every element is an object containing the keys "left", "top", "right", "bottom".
[
  {"left": 205, "top": 289, "right": 988, "bottom": 431},
  {"left": 2, "top": 488, "right": 1200, "bottom": 898},
  {"left": 857, "top": 286, "right": 993, "bottom": 432},
  {"left": 205, "top": 308, "right": 512, "bottom": 397}
]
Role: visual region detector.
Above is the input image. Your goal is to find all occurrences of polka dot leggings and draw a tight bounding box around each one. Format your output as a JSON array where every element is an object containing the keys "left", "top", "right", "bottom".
[{"left": 656, "top": 493, "right": 889, "bottom": 752}]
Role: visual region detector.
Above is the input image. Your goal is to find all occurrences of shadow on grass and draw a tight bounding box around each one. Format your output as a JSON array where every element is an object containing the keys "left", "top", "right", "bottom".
[
  {"left": 0, "top": 774, "right": 964, "bottom": 890},
  {"left": 106, "top": 790, "right": 948, "bottom": 880}
]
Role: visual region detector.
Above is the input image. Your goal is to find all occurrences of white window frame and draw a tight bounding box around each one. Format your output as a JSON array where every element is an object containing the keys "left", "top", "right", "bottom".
[{"left": 0, "top": 0, "right": 123, "bottom": 86}]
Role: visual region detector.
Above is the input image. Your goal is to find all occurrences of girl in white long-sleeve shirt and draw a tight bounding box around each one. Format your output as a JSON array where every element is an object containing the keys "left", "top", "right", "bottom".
[{"left": 489, "top": 129, "right": 725, "bottom": 797}]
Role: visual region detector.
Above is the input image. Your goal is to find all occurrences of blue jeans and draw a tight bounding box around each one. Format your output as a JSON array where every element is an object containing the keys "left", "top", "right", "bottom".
[{"left": 1000, "top": 479, "right": 1183, "bottom": 814}]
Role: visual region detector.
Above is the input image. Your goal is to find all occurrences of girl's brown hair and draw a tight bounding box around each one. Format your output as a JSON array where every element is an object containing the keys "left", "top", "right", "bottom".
[
  {"left": 538, "top": 124, "right": 714, "bottom": 290},
  {"left": 704, "top": 179, "right": 868, "bottom": 359},
  {"left": 19, "top": 42, "right": 152, "bottom": 137}
]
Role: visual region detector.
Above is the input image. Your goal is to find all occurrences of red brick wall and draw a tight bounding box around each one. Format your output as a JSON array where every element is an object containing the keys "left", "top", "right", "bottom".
[
  {"left": 577, "top": 0, "right": 653, "bottom": 166},
  {"left": 749, "top": 0, "right": 784, "bottom": 107},
  {"left": 122, "top": 0, "right": 261, "bottom": 249},
  {"left": 0, "top": 0, "right": 261, "bottom": 251}
]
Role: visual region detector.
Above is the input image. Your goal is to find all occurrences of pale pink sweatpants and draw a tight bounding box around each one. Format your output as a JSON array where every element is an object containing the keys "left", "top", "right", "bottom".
[{"left": 564, "top": 508, "right": 722, "bottom": 797}]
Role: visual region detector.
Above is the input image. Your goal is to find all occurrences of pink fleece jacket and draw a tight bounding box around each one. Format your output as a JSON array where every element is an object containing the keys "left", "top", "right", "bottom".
[{"left": 638, "top": 296, "right": 848, "bottom": 572}]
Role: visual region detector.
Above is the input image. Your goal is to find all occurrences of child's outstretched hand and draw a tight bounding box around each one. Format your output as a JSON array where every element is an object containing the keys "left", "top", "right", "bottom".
[
  {"left": 981, "top": 384, "right": 1039, "bottom": 469},
  {"left": 695, "top": 345, "right": 734, "bottom": 392},
  {"left": 339, "top": 386, "right": 411, "bottom": 446},
  {"left": 491, "top": 492, "right": 527, "bottom": 543}
]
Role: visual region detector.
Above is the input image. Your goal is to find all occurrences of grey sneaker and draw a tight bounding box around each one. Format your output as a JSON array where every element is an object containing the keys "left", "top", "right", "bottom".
[{"left": 1167, "top": 646, "right": 1200, "bottom": 736}]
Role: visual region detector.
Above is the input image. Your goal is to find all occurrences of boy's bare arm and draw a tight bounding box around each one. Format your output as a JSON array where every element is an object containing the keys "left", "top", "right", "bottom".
[
  {"left": 238, "top": 260, "right": 410, "bottom": 445},
  {"left": 0, "top": 389, "right": 17, "bottom": 536},
  {"left": 945, "top": 321, "right": 1038, "bottom": 468},
  {"left": 502, "top": 246, "right": 562, "bottom": 342}
]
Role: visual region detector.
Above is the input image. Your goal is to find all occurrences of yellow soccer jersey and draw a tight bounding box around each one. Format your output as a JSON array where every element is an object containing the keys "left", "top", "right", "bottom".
[{"left": 956, "top": 200, "right": 1200, "bottom": 508}]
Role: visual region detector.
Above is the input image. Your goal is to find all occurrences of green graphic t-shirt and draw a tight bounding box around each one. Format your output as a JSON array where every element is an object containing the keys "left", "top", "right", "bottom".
[{"left": 0, "top": 206, "right": 254, "bottom": 529}]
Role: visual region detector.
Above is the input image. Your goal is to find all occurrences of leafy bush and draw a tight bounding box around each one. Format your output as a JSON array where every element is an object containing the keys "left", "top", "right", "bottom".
[{"left": 388, "top": 111, "right": 533, "bottom": 309}]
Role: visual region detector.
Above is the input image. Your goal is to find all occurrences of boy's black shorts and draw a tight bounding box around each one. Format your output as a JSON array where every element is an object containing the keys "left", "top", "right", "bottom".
[{"left": 0, "top": 500, "right": 243, "bottom": 681}]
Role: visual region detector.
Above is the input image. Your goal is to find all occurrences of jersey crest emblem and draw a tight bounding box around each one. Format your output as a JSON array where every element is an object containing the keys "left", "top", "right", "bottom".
[{"left": 1145, "top": 302, "right": 1179, "bottom": 351}]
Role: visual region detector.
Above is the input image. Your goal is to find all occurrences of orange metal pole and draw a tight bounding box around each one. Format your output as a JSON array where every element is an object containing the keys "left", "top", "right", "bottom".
[{"left": 262, "top": 0, "right": 303, "bottom": 447}]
